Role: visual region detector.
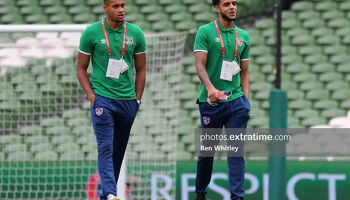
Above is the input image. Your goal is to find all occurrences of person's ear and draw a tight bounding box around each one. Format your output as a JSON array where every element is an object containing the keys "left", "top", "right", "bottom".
[{"left": 215, "top": 5, "right": 220, "bottom": 13}]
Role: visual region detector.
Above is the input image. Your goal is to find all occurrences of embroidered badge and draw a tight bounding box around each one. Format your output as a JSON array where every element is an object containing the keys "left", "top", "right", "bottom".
[
  {"left": 95, "top": 107, "right": 103, "bottom": 116},
  {"left": 203, "top": 116, "right": 210, "bottom": 125},
  {"left": 126, "top": 36, "right": 133, "bottom": 46},
  {"left": 237, "top": 38, "right": 243, "bottom": 47}
]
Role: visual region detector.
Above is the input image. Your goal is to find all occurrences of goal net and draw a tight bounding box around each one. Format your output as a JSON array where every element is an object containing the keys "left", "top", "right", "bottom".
[{"left": 0, "top": 25, "right": 187, "bottom": 200}]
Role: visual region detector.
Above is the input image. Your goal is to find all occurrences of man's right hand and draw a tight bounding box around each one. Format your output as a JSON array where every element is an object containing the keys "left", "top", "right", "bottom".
[
  {"left": 89, "top": 94, "right": 95, "bottom": 107},
  {"left": 207, "top": 87, "right": 221, "bottom": 104}
]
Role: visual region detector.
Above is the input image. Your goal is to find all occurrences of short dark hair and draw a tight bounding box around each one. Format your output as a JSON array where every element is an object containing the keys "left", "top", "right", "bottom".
[{"left": 212, "top": 0, "right": 220, "bottom": 6}]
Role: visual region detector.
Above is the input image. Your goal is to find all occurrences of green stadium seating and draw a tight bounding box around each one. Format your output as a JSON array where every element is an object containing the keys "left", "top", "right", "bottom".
[
  {"left": 301, "top": 117, "right": 327, "bottom": 127},
  {"left": 19, "top": 125, "right": 43, "bottom": 136},
  {"left": 7, "top": 152, "right": 33, "bottom": 161},
  {"left": 315, "top": 1, "right": 338, "bottom": 11},
  {"left": 332, "top": 91, "right": 350, "bottom": 101},
  {"left": 322, "top": 10, "right": 344, "bottom": 21},
  {"left": 314, "top": 100, "right": 338, "bottom": 110},
  {"left": 46, "top": 126, "right": 71, "bottom": 136},
  {"left": 299, "top": 82, "right": 323, "bottom": 92},
  {"left": 34, "top": 151, "right": 58, "bottom": 160},
  {"left": 60, "top": 150, "right": 85, "bottom": 160},
  {"left": 26, "top": 135, "right": 49, "bottom": 145},
  {"left": 291, "top": 1, "right": 314, "bottom": 12},
  {"left": 321, "top": 109, "right": 346, "bottom": 119},
  {"left": 306, "top": 90, "right": 330, "bottom": 101},
  {"left": 30, "top": 143, "right": 53, "bottom": 153},
  {"left": 299, "top": 45, "right": 322, "bottom": 56},
  {"left": 289, "top": 100, "right": 312, "bottom": 110}
]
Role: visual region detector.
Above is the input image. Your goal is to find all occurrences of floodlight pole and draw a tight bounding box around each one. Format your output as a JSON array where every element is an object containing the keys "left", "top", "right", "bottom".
[{"left": 269, "top": 1, "right": 287, "bottom": 200}]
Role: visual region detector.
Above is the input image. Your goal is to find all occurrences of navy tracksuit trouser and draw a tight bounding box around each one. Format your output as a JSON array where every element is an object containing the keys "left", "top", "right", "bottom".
[
  {"left": 91, "top": 94, "right": 139, "bottom": 200},
  {"left": 196, "top": 95, "right": 250, "bottom": 200}
]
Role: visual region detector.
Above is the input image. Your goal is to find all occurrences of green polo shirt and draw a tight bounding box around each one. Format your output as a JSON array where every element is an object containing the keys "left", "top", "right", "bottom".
[
  {"left": 79, "top": 18, "right": 146, "bottom": 100},
  {"left": 194, "top": 19, "right": 250, "bottom": 103}
]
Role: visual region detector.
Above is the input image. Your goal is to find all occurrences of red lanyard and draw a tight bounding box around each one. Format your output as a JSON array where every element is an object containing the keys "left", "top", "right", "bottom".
[
  {"left": 214, "top": 20, "right": 238, "bottom": 59},
  {"left": 102, "top": 18, "right": 127, "bottom": 57}
]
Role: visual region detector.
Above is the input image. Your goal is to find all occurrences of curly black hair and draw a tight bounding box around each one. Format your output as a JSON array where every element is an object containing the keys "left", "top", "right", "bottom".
[{"left": 212, "top": 0, "right": 220, "bottom": 6}]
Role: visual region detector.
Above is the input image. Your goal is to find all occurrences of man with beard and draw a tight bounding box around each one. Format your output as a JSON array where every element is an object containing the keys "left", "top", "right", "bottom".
[
  {"left": 193, "top": 0, "right": 250, "bottom": 199},
  {"left": 77, "top": 0, "right": 146, "bottom": 199}
]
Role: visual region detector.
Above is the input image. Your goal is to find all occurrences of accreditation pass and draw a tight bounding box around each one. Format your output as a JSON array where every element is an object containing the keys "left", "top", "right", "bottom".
[{"left": 106, "top": 57, "right": 123, "bottom": 79}]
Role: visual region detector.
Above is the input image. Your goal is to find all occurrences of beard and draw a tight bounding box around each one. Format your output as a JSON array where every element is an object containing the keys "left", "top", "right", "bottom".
[{"left": 220, "top": 12, "right": 236, "bottom": 22}]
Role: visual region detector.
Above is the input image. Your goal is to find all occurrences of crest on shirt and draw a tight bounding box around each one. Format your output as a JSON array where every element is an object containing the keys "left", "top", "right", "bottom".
[
  {"left": 203, "top": 116, "right": 210, "bottom": 125},
  {"left": 215, "top": 37, "right": 220, "bottom": 43},
  {"left": 126, "top": 36, "right": 134, "bottom": 46},
  {"left": 95, "top": 107, "right": 103, "bottom": 116},
  {"left": 237, "top": 38, "right": 243, "bottom": 47},
  {"left": 100, "top": 39, "right": 106, "bottom": 44}
]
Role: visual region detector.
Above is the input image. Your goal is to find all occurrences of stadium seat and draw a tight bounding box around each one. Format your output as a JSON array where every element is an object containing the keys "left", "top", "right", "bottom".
[
  {"left": 147, "top": 13, "right": 169, "bottom": 22},
  {"left": 289, "top": 100, "right": 312, "bottom": 110},
  {"left": 4, "top": 144, "right": 27, "bottom": 153},
  {"left": 317, "top": 35, "right": 340, "bottom": 46},
  {"left": 330, "top": 54, "right": 350, "bottom": 65},
  {"left": 170, "top": 12, "right": 192, "bottom": 23},
  {"left": 86, "top": 151, "right": 98, "bottom": 160},
  {"left": 314, "top": 100, "right": 338, "bottom": 110},
  {"left": 340, "top": 100, "right": 350, "bottom": 110},
  {"left": 254, "top": 19, "right": 274, "bottom": 30},
  {"left": 40, "top": 0, "right": 61, "bottom": 6},
  {"left": 304, "top": 54, "right": 327, "bottom": 65},
  {"left": 324, "top": 45, "right": 347, "bottom": 56},
  {"left": 30, "top": 143, "right": 53, "bottom": 153},
  {"left": 73, "top": 13, "right": 96, "bottom": 23},
  {"left": 60, "top": 150, "right": 84, "bottom": 160},
  {"left": 311, "top": 27, "right": 333, "bottom": 38},
  {"left": 19, "top": 125, "right": 43, "bottom": 136},
  {"left": 176, "top": 21, "right": 198, "bottom": 31},
  {"left": 321, "top": 109, "right": 346, "bottom": 119},
  {"left": 165, "top": 4, "right": 187, "bottom": 14},
  {"left": 299, "top": 81, "right": 323, "bottom": 92},
  {"left": 281, "top": 81, "right": 298, "bottom": 90},
  {"left": 328, "top": 18, "right": 350, "bottom": 29},
  {"left": 306, "top": 90, "right": 330, "bottom": 101},
  {"left": 287, "top": 90, "right": 304, "bottom": 101},
  {"left": 51, "top": 135, "right": 74, "bottom": 145},
  {"left": 281, "top": 45, "right": 297, "bottom": 55},
  {"left": 293, "top": 73, "right": 317, "bottom": 83},
  {"left": 297, "top": 10, "right": 320, "bottom": 21},
  {"left": 86, "top": 0, "right": 100, "bottom": 6},
  {"left": 299, "top": 45, "right": 322, "bottom": 56},
  {"left": 327, "top": 81, "right": 349, "bottom": 92},
  {"left": 41, "top": 117, "right": 64, "bottom": 128},
  {"left": 339, "top": 1, "right": 350, "bottom": 11},
  {"left": 322, "top": 10, "right": 344, "bottom": 21},
  {"left": 49, "top": 14, "right": 72, "bottom": 24},
  {"left": 332, "top": 91, "right": 350, "bottom": 101},
  {"left": 315, "top": 1, "right": 338, "bottom": 11},
  {"left": 189, "top": 4, "right": 210, "bottom": 14},
  {"left": 46, "top": 126, "right": 71, "bottom": 136},
  {"left": 303, "top": 18, "right": 325, "bottom": 29},
  {"left": 285, "top": 63, "right": 309, "bottom": 74},
  {"left": 291, "top": 1, "right": 314, "bottom": 12},
  {"left": 177, "top": 151, "right": 193, "bottom": 160},
  {"left": 249, "top": 117, "right": 268, "bottom": 128},
  {"left": 301, "top": 116, "right": 327, "bottom": 127},
  {"left": 7, "top": 152, "right": 33, "bottom": 161},
  {"left": 291, "top": 35, "right": 314, "bottom": 46},
  {"left": 250, "top": 82, "right": 272, "bottom": 93},
  {"left": 34, "top": 151, "right": 58, "bottom": 160},
  {"left": 76, "top": 135, "right": 95, "bottom": 145}
]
